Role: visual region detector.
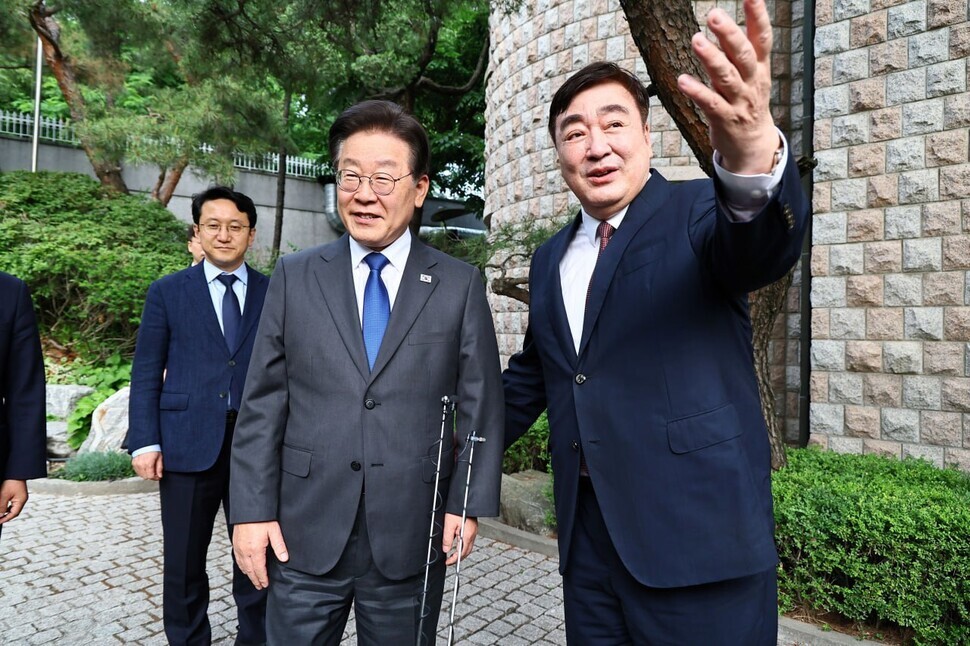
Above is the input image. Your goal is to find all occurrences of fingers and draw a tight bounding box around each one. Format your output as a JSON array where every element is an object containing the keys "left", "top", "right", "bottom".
[
  {"left": 131, "top": 452, "right": 163, "bottom": 481},
  {"left": 443, "top": 514, "right": 478, "bottom": 565},
  {"left": 0, "top": 480, "right": 28, "bottom": 525},
  {"left": 232, "top": 522, "right": 287, "bottom": 590},
  {"left": 743, "top": 0, "right": 774, "bottom": 61}
]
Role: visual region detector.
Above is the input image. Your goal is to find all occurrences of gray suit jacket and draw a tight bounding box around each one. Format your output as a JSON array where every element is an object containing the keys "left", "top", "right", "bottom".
[{"left": 229, "top": 235, "right": 504, "bottom": 580}]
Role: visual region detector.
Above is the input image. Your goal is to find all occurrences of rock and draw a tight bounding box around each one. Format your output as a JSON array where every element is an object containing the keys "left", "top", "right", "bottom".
[
  {"left": 46, "top": 420, "right": 74, "bottom": 459},
  {"left": 500, "top": 469, "right": 556, "bottom": 537},
  {"left": 46, "top": 384, "right": 95, "bottom": 419},
  {"left": 80, "top": 387, "right": 130, "bottom": 454}
]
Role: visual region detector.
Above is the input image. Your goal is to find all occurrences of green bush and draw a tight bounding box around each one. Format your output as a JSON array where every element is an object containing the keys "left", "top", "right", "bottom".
[
  {"left": 50, "top": 451, "right": 135, "bottom": 482},
  {"left": 504, "top": 411, "right": 550, "bottom": 474},
  {"left": 0, "top": 171, "right": 189, "bottom": 360},
  {"left": 774, "top": 447, "right": 970, "bottom": 645}
]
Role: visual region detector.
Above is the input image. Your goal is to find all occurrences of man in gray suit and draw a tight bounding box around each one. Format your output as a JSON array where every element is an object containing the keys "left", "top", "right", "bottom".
[{"left": 230, "top": 100, "right": 504, "bottom": 645}]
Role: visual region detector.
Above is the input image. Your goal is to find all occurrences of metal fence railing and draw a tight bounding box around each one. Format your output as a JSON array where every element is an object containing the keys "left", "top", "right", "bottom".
[{"left": 0, "top": 110, "right": 327, "bottom": 179}]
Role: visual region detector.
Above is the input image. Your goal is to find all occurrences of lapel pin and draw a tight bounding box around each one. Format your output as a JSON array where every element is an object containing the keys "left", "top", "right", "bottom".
[{"left": 420, "top": 274, "right": 432, "bottom": 283}]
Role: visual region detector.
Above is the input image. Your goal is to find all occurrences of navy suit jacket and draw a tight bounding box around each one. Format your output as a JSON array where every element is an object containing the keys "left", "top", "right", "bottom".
[
  {"left": 504, "top": 157, "right": 810, "bottom": 588},
  {"left": 0, "top": 272, "right": 47, "bottom": 483},
  {"left": 128, "top": 262, "right": 269, "bottom": 472}
]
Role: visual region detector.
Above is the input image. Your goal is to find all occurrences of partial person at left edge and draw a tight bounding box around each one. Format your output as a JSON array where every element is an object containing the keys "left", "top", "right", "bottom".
[
  {"left": 128, "top": 187, "right": 269, "bottom": 646},
  {"left": 0, "top": 271, "right": 47, "bottom": 544}
]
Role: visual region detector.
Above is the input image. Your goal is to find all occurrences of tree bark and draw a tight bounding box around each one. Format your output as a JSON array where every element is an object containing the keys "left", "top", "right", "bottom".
[
  {"left": 28, "top": 1, "right": 128, "bottom": 194},
  {"left": 272, "top": 89, "right": 292, "bottom": 259},
  {"left": 621, "top": 0, "right": 793, "bottom": 468},
  {"left": 152, "top": 159, "right": 188, "bottom": 206}
]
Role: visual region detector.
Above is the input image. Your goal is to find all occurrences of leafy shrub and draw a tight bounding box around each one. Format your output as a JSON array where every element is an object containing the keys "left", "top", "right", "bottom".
[
  {"left": 774, "top": 447, "right": 970, "bottom": 645},
  {"left": 0, "top": 171, "right": 188, "bottom": 360},
  {"left": 504, "top": 411, "right": 550, "bottom": 474},
  {"left": 50, "top": 451, "right": 135, "bottom": 482},
  {"left": 66, "top": 354, "right": 132, "bottom": 449}
]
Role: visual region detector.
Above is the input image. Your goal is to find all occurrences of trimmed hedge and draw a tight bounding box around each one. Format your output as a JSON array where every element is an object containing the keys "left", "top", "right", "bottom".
[
  {"left": 0, "top": 171, "right": 188, "bottom": 360},
  {"left": 774, "top": 447, "right": 970, "bottom": 644}
]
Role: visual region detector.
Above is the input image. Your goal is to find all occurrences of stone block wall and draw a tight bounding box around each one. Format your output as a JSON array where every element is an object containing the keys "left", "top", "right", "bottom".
[{"left": 808, "top": 0, "right": 970, "bottom": 469}]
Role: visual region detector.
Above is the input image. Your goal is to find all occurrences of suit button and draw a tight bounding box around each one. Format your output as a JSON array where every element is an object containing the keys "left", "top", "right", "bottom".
[
  {"left": 219, "top": 392, "right": 227, "bottom": 399},
  {"left": 351, "top": 461, "right": 362, "bottom": 471},
  {"left": 364, "top": 398, "right": 376, "bottom": 410},
  {"left": 228, "top": 360, "right": 236, "bottom": 367},
  {"left": 575, "top": 373, "right": 586, "bottom": 384},
  {"left": 571, "top": 442, "right": 580, "bottom": 451}
]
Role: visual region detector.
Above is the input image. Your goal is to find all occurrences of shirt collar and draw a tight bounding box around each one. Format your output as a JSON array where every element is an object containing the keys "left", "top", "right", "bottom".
[
  {"left": 203, "top": 259, "right": 249, "bottom": 286},
  {"left": 580, "top": 206, "right": 628, "bottom": 247},
  {"left": 349, "top": 228, "right": 412, "bottom": 270}
]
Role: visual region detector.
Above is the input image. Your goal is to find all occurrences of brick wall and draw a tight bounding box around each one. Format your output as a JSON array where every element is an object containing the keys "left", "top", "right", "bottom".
[{"left": 807, "top": 0, "right": 970, "bottom": 469}]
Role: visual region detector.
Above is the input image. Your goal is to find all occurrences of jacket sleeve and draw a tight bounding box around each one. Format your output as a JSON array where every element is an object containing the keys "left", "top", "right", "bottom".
[
  {"left": 127, "top": 281, "right": 169, "bottom": 453},
  {"left": 229, "top": 258, "right": 290, "bottom": 524},
  {"left": 2, "top": 280, "right": 47, "bottom": 480},
  {"left": 690, "top": 150, "right": 811, "bottom": 294},
  {"left": 445, "top": 268, "right": 505, "bottom": 519}
]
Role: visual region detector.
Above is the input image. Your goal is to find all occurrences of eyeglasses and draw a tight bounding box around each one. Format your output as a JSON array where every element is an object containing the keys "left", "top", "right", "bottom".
[
  {"left": 197, "top": 222, "right": 251, "bottom": 236},
  {"left": 336, "top": 170, "right": 413, "bottom": 196}
]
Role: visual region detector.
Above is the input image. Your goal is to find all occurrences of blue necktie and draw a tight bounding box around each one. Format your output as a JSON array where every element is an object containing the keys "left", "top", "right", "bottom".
[
  {"left": 217, "top": 274, "right": 243, "bottom": 408},
  {"left": 362, "top": 253, "right": 390, "bottom": 371}
]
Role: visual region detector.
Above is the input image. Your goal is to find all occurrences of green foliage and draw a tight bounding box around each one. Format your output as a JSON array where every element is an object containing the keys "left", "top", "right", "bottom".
[
  {"left": 774, "top": 447, "right": 970, "bottom": 645},
  {"left": 0, "top": 171, "right": 188, "bottom": 360},
  {"left": 504, "top": 412, "right": 550, "bottom": 474},
  {"left": 50, "top": 451, "right": 135, "bottom": 481},
  {"left": 65, "top": 354, "right": 132, "bottom": 449}
]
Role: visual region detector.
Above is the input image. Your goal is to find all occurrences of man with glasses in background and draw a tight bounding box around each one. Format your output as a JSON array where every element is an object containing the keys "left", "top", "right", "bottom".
[
  {"left": 229, "top": 100, "right": 503, "bottom": 645},
  {"left": 129, "top": 186, "right": 269, "bottom": 646}
]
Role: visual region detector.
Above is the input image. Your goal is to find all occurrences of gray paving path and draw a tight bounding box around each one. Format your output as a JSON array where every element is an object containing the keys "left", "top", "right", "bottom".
[
  {"left": 0, "top": 488, "right": 875, "bottom": 645},
  {"left": 0, "top": 491, "right": 564, "bottom": 645}
]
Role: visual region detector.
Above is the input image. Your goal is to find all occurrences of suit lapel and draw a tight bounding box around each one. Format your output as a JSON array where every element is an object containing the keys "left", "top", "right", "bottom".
[
  {"left": 578, "top": 171, "right": 671, "bottom": 356},
  {"left": 187, "top": 264, "right": 228, "bottom": 356},
  {"left": 368, "top": 238, "right": 438, "bottom": 382},
  {"left": 233, "top": 265, "right": 266, "bottom": 358},
  {"left": 547, "top": 217, "right": 581, "bottom": 367},
  {"left": 313, "top": 237, "right": 371, "bottom": 381}
]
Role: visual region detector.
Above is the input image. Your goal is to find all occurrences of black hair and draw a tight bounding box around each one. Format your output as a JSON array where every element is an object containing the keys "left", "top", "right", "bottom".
[
  {"left": 328, "top": 100, "right": 430, "bottom": 179},
  {"left": 548, "top": 62, "right": 651, "bottom": 143},
  {"left": 190, "top": 186, "right": 258, "bottom": 227}
]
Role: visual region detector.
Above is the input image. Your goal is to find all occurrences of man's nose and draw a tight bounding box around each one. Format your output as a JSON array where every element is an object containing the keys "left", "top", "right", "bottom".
[{"left": 586, "top": 128, "right": 610, "bottom": 159}]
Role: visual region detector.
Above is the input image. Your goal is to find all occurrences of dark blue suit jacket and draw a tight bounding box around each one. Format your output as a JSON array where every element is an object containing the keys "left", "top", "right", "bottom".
[
  {"left": 128, "top": 263, "right": 268, "bottom": 472},
  {"left": 504, "top": 157, "right": 809, "bottom": 588},
  {"left": 0, "top": 272, "right": 46, "bottom": 483}
]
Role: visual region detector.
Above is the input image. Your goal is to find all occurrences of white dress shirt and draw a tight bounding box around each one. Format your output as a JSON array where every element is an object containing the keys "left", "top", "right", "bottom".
[
  {"left": 559, "top": 134, "right": 790, "bottom": 353},
  {"left": 349, "top": 229, "right": 412, "bottom": 325}
]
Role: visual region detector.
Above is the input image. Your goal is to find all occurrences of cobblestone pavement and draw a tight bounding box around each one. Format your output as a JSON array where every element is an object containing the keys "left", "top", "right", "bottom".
[{"left": 0, "top": 492, "right": 565, "bottom": 645}]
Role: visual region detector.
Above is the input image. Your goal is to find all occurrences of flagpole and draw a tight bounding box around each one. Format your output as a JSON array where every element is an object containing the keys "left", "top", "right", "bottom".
[{"left": 31, "top": 36, "right": 43, "bottom": 172}]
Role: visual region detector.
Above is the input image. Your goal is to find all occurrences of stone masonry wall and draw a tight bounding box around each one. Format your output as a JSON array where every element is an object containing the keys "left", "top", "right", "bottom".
[
  {"left": 807, "top": 0, "right": 970, "bottom": 469},
  {"left": 485, "top": 0, "right": 806, "bottom": 438}
]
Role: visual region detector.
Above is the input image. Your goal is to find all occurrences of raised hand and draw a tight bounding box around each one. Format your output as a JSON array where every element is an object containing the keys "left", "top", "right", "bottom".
[{"left": 677, "top": 0, "right": 780, "bottom": 175}]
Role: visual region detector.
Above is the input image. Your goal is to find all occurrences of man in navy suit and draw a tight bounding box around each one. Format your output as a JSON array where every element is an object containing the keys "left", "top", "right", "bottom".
[
  {"left": 503, "top": 1, "right": 810, "bottom": 642},
  {"left": 129, "top": 187, "right": 269, "bottom": 645},
  {"left": 0, "top": 271, "right": 47, "bottom": 543}
]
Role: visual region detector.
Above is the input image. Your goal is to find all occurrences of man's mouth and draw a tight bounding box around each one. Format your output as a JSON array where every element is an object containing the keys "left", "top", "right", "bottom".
[
  {"left": 587, "top": 167, "right": 617, "bottom": 182},
  {"left": 353, "top": 213, "right": 382, "bottom": 221}
]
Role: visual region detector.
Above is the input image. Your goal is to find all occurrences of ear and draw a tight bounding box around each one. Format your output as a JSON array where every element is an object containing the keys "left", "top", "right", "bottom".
[
  {"left": 247, "top": 227, "right": 256, "bottom": 248},
  {"left": 413, "top": 174, "right": 431, "bottom": 208}
]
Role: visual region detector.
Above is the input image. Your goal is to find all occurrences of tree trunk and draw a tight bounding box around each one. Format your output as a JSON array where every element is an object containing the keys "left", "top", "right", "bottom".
[
  {"left": 28, "top": 1, "right": 128, "bottom": 194},
  {"left": 151, "top": 159, "right": 188, "bottom": 206},
  {"left": 272, "top": 89, "right": 292, "bottom": 259},
  {"left": 621, "top": 0, "right": 792, "bottom": 468},
  {"left": 619, "top": 0, "right": 712, "bottom": 176}
]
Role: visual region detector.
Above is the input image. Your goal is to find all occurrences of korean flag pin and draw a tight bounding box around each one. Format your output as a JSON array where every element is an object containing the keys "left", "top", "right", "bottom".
[{"left": 420, "top": 274, "right": 432, "bottom": 283}]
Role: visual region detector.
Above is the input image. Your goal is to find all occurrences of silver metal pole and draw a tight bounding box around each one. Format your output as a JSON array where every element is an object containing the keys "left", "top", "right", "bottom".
[
  {"left": 417, "top": 395, "right": 457, "bottom": 646},
  {"left": 445, "top": 433, "right": 485, "bottom": 646},
  {"left": 31, "top": 36, "right": 43, "bottom": 172}
]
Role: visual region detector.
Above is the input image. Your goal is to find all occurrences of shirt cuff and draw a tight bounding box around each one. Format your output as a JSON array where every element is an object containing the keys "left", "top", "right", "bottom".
[
  {"left": 713, "top": 129, "right": 789, "bottom": 222},
  {"left": 131, "top": 445, "right": 162, "bottom": 457}
]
